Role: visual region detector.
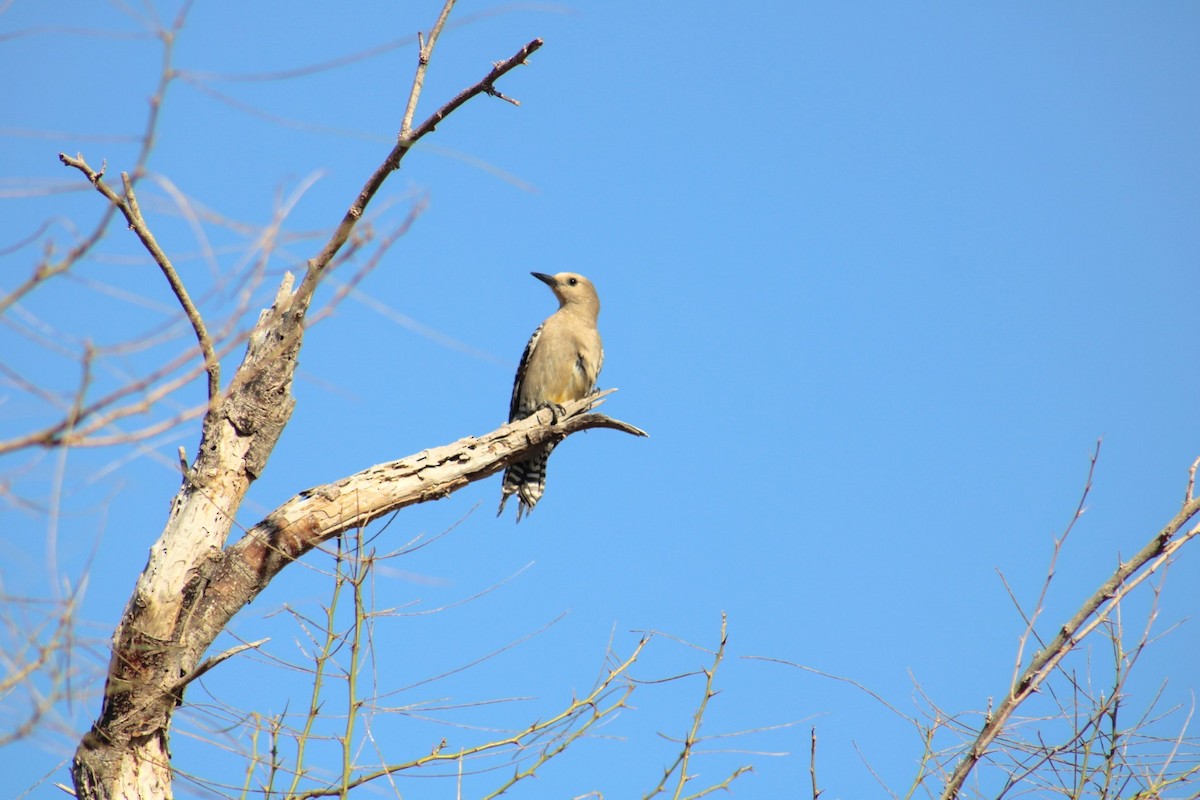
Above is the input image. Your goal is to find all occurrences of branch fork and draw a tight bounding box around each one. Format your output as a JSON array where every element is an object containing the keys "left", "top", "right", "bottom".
[{"left": 64, "top": 9, "right": 629, "bottom": 800}]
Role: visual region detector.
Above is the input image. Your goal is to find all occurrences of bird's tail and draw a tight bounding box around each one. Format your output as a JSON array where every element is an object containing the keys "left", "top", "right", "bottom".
[{"left": 497, "top": 443, "right": 557, "bottom": 522}]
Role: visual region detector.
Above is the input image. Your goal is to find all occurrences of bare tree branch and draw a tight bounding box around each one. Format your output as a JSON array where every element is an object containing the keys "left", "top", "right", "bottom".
[
  {"left": 810, "top": 727, "right": 822, "bottom": 800},
  {"left": 0, "top": 321, "right": 246, "bottom": 455},
  {"left": 42, "top": 6, "right": 602, "bottom": 798},
  {"left": 939, "top": 466, "right": 1200, "bottom": 799},
  {"left": 0, "top": 3, "right": 189, "bottom": 316},
  {"left": 298, "top": 34, "right": 543, "bottom": 310},
  {"left": 400, "top": 0, "right": 457, "bottom": 139},
  {"left": 56, "top": 154, "right": 220, "bottom": 405},
  {"left": 198, "top": 390, "right": 644, "bottom": 633},
  {"left": 168, "top": 637, "right": 269, "bottom": 697}
]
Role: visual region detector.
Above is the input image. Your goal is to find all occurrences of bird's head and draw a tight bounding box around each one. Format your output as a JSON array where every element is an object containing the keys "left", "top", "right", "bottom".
[{"left": 531, "top": 271, "right": 600, "bottom": 317}]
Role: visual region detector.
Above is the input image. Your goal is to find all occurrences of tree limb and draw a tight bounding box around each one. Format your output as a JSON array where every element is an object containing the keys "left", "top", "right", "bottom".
[
  {"left": 939, "top": 473, "right": 1200, "bottom": 799},
  {"left": 297, "top": 35, "right": 543, "bottom": 312},
  {"left": 400, "top": 0, "right": 456, "bottom": 138},
  {"left": 0, "top": 4, "right": 185, "bottom": 317},
  {"left": 194, "top": 390, "right": 645, "bottom": 635},
  {"left": 68, "top": 11, "right": 556, "bottom": 798},
  {"left": 57, "top": 153, "right": 220, "bottom": 406}
]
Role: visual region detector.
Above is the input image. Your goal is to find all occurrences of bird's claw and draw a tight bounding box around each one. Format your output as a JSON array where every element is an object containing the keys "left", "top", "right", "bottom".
[{"left": 537, "top": 401, "right": 568, "bottom": 424}]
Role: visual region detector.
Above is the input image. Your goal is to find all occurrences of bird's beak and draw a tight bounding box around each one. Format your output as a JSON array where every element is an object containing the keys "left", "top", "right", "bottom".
[{"left": 531, "top": 272, "right": 555, "bottom": 288}]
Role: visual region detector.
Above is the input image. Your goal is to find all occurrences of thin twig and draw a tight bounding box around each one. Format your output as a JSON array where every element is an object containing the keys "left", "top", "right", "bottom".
[
  {"left": 939, "top": 463, "right": 1200, "bottom": 799},
  {"left": 399, "top": 0, "right": 456, "bottom": 139},
  {"left": 810, "top": 727, "right": 822, "bottom": 800},
  {"left": 0, "top": 321, "right": 249, "bottom": 454},
  {"left": 297, "top": 35, "right": 543, "bottom": 311},
  {"left": 0, "top": 3, "right": 188, "bottom": 316},
  {"left": 287, "top": 638, "right": 649, "bottom": 800},
  {"left": 674, "top": 614, "right": 729, "bottom": 800},
  {"left": 746, "top": 658, "right": 918, "bottom": 726},
  {"left": 406, "top": 38, "right": 542, "bottom": 144},
  {"left": 168, "top": 638, "right": 269, "bottom": 696},
  {"left": 306, "top": 196, "right": 429, "bottom": 327},
  {"left": 642, "top": 615, "right": 744, "bottom": 800},
  {"left": 56, "top": 154, "right": 220, "bottom": 406},
  {"left": 1185, "top": 457, "right": 1199, "bottom": 508},
  {"left": 1009, "top": 440, "right": 1101, "bottom": 698}
]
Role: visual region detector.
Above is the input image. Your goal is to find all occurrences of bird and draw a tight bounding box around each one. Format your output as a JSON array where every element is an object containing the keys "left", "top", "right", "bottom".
[{"left": 498, "top": 271, "right": 604, "bottom": 521}]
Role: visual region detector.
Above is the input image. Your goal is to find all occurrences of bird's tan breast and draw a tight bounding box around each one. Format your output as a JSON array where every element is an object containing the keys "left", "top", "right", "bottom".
[{"left": 517, "top": 312, "right": 602, "bottom": 410}]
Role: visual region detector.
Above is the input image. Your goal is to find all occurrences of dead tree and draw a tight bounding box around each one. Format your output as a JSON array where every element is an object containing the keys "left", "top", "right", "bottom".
[{"left": 57, "top": 7, "right": 645, "bottom": 798}]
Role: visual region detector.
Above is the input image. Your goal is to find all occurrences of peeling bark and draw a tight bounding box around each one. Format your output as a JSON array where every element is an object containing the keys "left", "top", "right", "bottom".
[
  {"left": 65, "top": 18, "right": 590, "bottom": 799},
  {"left": 70, "top": 302, "right": 644, "bottom": 799},
  {"left": 71, "top": 276, "right": 304, "bottom": 799}
]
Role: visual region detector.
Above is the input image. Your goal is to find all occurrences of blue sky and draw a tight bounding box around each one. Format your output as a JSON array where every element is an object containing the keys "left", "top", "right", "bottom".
[{"left": 3, "top": 2, "right": 1200, "bottom": 798}]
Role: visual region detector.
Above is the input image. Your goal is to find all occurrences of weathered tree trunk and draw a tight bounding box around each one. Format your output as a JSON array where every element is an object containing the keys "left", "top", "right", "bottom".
[
  {"left": 68, "top": 276, "right": 643, "bottom": 799},
  {"left": 64, "top": 23, "right": 614, "bottom": 798},
  {"left": 72, "top": 280, "right": 302, "bottom": 799}
]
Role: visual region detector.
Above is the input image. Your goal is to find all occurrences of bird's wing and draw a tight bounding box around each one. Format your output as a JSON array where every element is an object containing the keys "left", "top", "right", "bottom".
[{"left": 508, "top": 322, "right": 544, "bottom": 421}]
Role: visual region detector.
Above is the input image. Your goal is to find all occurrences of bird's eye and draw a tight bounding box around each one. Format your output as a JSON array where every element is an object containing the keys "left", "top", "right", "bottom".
[{"left": 567, "top": 277, "right": 578, "bottom": 286}]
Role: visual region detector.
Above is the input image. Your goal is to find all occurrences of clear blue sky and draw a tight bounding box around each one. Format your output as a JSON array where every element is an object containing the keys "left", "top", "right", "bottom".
[{"left": 3, "top": 2, "right": 1199, "bottom": 798}]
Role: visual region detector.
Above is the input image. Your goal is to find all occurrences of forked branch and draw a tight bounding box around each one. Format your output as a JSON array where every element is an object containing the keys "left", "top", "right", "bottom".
[
  {"left": 199, "top": 389, "right": 645, "bottom": 628},
  {"left": 68, "top": 9, "right": 559, "bottom": 799},
  {"left": 298, "top": 27, "right": 543, "bottom": 310},
  {"left": 56, "top": 153, "right": 221, "bottom": 405},
  {"left": 939, "top": 464, "right": 1200, "bottom": 799}
]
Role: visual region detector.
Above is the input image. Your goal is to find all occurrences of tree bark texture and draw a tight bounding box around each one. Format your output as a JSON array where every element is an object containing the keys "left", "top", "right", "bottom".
[
  {"left": 65, "top": 26, "right": 585, "bottom": 798},
  {"left": 70, "top": 269, "right": 642, "bottom": 798},
  {"left": 71, "top": 277, "right": 302, "bottom": 799}
]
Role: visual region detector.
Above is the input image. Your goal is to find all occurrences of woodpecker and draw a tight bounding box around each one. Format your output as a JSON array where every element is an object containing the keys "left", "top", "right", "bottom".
[{"left": 498, "top": 271, "right": 603, "bottom": 521}]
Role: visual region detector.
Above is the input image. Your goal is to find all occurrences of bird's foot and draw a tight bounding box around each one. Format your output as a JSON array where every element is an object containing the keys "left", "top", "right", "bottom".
[{"left": 537, "top": 401, "right": 568, "bottom": 424}]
